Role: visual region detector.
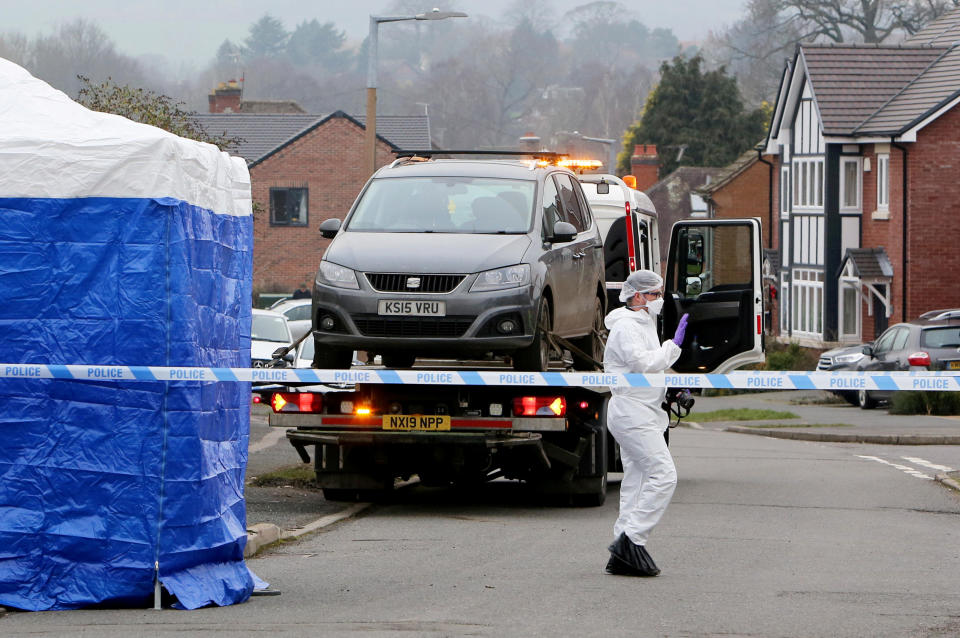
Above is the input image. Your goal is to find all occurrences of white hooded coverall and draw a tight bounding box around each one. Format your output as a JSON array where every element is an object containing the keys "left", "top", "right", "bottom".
[{"left": 603, "top": 305, "right": 681, "bottom": 546}]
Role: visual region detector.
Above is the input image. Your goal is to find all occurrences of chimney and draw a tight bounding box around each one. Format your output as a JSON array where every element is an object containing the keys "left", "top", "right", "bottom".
[
  {"left": 208, "top": 79, "right": 242, "bottom": 113},
  {"left": 518, "top": 131, "right": 541, "bottom": 152},
  {"left": 630, "top": 144, "right": 659, "bottom": 191}
]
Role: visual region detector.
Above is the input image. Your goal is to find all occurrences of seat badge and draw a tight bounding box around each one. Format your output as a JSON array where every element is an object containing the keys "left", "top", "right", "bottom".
[{"left": 406, "top": 277, "right": 421, "bottom": 289}]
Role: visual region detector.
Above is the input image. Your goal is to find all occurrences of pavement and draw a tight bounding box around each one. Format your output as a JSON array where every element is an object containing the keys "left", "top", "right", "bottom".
[{"left": 243, "top": 389, "right": 960, "bottom": 557}]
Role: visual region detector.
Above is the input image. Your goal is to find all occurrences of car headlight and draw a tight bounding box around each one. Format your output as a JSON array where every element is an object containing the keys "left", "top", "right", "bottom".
[
  {"left": 833, "top": 352, "right": 864, "bottom": 364},
  {"left": 470, "top": 264, "right": 530, "bottom": 292},
  {"left": 317, "top": 261, "right": 359, "bottom": 289}
]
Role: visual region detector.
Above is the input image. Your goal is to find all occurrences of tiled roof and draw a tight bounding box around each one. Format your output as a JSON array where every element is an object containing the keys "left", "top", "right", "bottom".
[
  {"left": 838, "top": 247, "right": 894, "bottom": 280},
  {"left": 906, "top": 10, "right": 960, "bottom": 46},
  {"left": 856, "top": 46, "right": 960, "bottom": 134},
  {"left": 193, "top": 112, "right": 431, "bottom": 164},
  {"left": 694, "top": 148, "right": 760, "bottom": 195},
  {"left": 801, "top": 44, "right": 945, "bottom": 135}
]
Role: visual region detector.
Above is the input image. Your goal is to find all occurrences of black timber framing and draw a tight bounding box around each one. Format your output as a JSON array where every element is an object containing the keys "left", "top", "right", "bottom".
[{"left": 823, "top": 143, "right": 841, "bottom": 341}]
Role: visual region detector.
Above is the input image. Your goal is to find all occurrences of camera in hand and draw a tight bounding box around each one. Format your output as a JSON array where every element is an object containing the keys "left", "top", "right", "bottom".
[{"left": 662, "top": 388, "right": 695, "bottom": 425}]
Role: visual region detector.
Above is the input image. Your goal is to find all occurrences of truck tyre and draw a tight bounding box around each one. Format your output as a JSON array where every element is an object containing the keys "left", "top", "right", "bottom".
[
  {"left": 312, "top": 336, "right": 353, "bottom": 369},
  {"left": 382, "top": 351, "right": 417, "bottom": 368},
  {"left": 572, "top": 297, "right": 606, "bottom": 371},
  {"left": 513, "top": 300, "right": 552, "bottom": 372}
]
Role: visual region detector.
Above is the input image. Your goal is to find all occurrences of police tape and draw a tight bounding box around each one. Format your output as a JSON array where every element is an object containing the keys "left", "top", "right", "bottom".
[{"left": 3, "top": 363, "right": 960, "bottom": 392}]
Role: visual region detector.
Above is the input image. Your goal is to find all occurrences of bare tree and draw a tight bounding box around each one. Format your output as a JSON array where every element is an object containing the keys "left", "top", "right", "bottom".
[
  {"left": 783, "top": 0, "right": 960, "bottom": 42},
  {"left": 0, "top": 31, "right": 30, "bottom": 67}
]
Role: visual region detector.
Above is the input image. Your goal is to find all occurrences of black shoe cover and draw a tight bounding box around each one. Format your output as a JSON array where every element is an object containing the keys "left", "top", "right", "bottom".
[
  {"left": 605, "top": 553, "right": 640, "bottom": 576},
  {"left": 607, "top": 533, "right": 660, "bottom": 576}
]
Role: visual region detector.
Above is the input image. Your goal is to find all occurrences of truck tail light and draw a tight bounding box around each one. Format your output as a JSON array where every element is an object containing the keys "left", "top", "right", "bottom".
[
  {"left": 513, "top": 396, "right": 566, "bottom": 417},
  {"left": 271, "top": 392, "right": 322, "bottom": 413},
  {"left": 907, "top": 352, "right": 931, "bottom": 367}
]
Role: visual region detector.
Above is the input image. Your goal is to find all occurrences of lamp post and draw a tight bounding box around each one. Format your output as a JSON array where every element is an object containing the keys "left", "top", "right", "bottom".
[
  {"left": 365, "top": 8, "right": 467, "bottom": 176},
  {"left": 556, "top": 130, "right": 617, "bottom": 174}
]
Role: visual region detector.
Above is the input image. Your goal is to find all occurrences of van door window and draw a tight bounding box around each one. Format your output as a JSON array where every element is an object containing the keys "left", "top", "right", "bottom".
[{"left": 637, "top": 220, "right": 650, "bottom": 270}]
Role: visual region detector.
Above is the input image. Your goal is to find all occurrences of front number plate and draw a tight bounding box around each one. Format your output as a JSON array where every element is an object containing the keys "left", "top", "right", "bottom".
[
  {"left": 383, "top": 414, "right": 451, "bottom": 431},
  {"left": 378, "top": 300, "right": 446, "bottom": 316},
  {"left": 949, "top": 361, "right": 960, "bottom": 370}
]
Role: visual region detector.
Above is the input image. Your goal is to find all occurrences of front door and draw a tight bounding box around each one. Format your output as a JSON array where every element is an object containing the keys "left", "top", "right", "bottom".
[{"left": 663, "top": 219, "right": 765, "bottom": 373}]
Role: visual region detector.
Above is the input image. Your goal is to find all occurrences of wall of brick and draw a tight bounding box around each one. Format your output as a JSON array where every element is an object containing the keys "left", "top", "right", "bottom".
[
  {"left": 249, "top": 116, "right": 394, "bottom": 296},
  {"left": 711, "top": 158, "right": 773, "bottom": 245},
  {"left": 904, "top": 104, "right": 960, "bottom": 323}
]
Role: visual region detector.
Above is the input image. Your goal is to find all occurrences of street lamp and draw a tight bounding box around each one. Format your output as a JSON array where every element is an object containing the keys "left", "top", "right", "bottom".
[{"left": 365, "top": 8, "right": 467, "bottom": 176}]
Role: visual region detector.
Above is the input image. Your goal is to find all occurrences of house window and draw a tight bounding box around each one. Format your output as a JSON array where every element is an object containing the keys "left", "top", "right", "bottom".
[
  {"left": 780, "top": 272, "right": 790, "bottom": 334},
  {"left": 270, "top": 187, "right": 308, "bottom": 226},
  {"left": 840, "top": 158, "right": 861, "bottom": 211},
  {"left": 839, "top": 277, "right": 861, "bottom": 342},
  {"left": 876, "top": 154, "right": 889, "bottom": 210},
  {"left": 791, "top": 268, "right": 823, "bottom": 339},
  {"left": 792, "top": 158, "right": 824, "bottom": 210},
  {"left": 780, "top": 167, "right": 790, "bottom": 218}
]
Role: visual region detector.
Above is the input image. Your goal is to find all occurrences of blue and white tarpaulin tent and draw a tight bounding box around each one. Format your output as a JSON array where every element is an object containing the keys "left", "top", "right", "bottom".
[{"left": 0, "top": 59, "right": 256, "bottom": 610}]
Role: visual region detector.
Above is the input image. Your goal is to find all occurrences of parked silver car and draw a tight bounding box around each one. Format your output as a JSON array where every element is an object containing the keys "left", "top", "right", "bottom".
[
  {"left": 311, "top": 157, "right": 606, "bottom": 371},
  {"left": 251, "top": 308, "right": 293, "bottom": 367},
  {"left": 268, "top": 298, "right": 312, "bottom": 340}
]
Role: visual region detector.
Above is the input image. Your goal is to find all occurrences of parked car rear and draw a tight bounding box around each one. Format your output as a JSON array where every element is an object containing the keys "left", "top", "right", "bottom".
[{"left": 856, "top": 317, "right": 960, "bottom": 408}]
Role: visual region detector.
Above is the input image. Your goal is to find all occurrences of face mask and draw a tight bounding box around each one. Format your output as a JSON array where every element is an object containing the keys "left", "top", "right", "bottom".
[{"left": 645, "top": 297, "right": 664, "bottom": 316}]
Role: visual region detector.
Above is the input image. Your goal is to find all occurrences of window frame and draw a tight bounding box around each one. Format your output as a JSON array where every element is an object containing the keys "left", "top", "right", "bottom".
[
  {"left": 269, "top": 186, "right": 309, "bottom": 227},
  {"left": 839, "top": 157, "right": 862, "bottom": 212},
  {"left": 876, "top": 153, "right": 890, "bottom": 211}
]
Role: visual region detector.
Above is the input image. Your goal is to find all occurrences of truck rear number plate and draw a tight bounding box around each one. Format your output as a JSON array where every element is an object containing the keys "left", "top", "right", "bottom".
[
  {"left": 382, "top": 415, "right": 451, "bottom": 431},
  {"left": 378, "top": 300, "right": 446, "bottom": 316}
]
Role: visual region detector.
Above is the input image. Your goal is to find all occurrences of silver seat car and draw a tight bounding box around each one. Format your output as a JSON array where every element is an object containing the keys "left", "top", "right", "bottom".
[{"left": 310, "top": 156, "right": 606, "bottom": 371}]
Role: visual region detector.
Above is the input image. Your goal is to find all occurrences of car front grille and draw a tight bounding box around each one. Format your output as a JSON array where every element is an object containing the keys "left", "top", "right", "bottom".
[
  {"left": 352, "top": 314, "right": 473, "bottom": 338},
  {"left": 817, "top": 356, "right": 832, "bottom": 370},
  {"left": 365, "top": 273, "right": 466, "bottom": 293}
]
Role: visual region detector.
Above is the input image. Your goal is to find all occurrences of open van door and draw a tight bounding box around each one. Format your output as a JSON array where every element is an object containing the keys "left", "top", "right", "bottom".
[{"left": 663, "top": 219, "right": 764, "bottom": 373}]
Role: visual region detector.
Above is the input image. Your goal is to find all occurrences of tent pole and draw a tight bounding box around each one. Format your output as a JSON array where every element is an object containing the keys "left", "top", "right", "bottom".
[{"left": 153, "top": 562, "right": 161, "bottom": 610}]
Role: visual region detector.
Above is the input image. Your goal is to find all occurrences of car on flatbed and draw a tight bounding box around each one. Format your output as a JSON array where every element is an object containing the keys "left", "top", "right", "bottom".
[{"left": 311, "top": 154, "right": 605, "bottom": 371}]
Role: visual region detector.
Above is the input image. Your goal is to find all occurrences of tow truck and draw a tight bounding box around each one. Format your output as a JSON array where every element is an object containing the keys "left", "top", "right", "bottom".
[{"left": 262, "top": 154, "right": 765, "bottom": 505}]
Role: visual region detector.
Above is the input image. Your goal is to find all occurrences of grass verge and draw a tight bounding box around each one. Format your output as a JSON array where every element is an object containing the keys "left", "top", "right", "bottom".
[
  {"left": 691, "top": 408, "right": 799, "bottom": 422},
  {"left": 249, "top": 464, "right": 316, "bottom": 488}
]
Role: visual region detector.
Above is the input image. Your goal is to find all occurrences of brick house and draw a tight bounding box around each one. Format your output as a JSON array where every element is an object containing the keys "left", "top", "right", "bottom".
[
  {"left": 194, "top": 111, "right": 430, "bottom": 299},
  {"left": 764, "top": 12, "right": 960, "bottom": 347},
  {"left": 644, "top": 166, "right": 723, "bottom": 259}
]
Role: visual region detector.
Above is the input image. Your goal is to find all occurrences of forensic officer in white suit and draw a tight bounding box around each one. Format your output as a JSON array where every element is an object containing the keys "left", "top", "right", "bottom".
[{"left": 602, "top": 269, "right": 688, "bottom": 576}]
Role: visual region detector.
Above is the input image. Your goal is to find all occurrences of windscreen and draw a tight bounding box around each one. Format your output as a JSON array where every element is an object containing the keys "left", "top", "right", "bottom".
[
  {"left": 252, "top": 315, "right": 290, "bottom": 342},
  {"left": 346, "top": 176, "right": 536, "bottom": 234},
  {"left": 921, "top": 326, "right": 960, "bottom": 348}
]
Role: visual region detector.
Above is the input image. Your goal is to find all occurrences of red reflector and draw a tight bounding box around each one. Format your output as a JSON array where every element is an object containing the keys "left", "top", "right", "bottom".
[
  {"left": 271, "top": 392, "right": 323, "bottom": 413},
  {"left": 907, "top": 352, "right": 931, "bottom": 367},
  {"left": 252, "top": 395, "right": 261, "bottom": 404},
  {"left": 513, "top": 396, "right": 566, "bottom": 417},
  {"left": 579, "top": 400, "right": 590, "bottom": 410},
  {"left": 757, "top": 314, "right": 762, "bottom": 335}
]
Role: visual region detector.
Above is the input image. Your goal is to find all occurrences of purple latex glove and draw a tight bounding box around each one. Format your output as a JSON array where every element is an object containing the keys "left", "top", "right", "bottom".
[{"left": 672, "top": 313, "right": 689, "bottom": 346}]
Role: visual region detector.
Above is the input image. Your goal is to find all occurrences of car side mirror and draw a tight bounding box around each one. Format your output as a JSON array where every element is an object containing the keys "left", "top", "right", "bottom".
[
  {"left": 550, "top": 221, "right": 577, "bottom": 243},
  {"left": 685, "top": 276, "right": 702, "bottom": 296},
  {"left": 319, "top": 218, "right": 341, "bottom": 239},
  {"left": 862, "top": 344, "right": 874, "bottom": 357}
]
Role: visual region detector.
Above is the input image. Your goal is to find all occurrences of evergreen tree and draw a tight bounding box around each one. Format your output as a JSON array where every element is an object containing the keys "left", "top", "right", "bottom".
[
  {"left": 286, "top": 19, "right": 350, "bottom": 70},
  {"left": 618, "top": 55, "right": 766, "bottom": 176},
  {"left": 244, "top": 14, "right": 288, "bottom": 59}
]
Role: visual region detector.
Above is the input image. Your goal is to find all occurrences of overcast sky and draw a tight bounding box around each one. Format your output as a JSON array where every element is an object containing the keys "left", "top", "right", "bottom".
[{"left": 2, "top": 1, "right": 745, "bottom": 72}]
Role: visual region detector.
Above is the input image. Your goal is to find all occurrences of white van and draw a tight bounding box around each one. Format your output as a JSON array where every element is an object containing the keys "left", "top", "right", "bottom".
[{"left": 578, "top": 174, "right": 660, "bottom": 310}]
